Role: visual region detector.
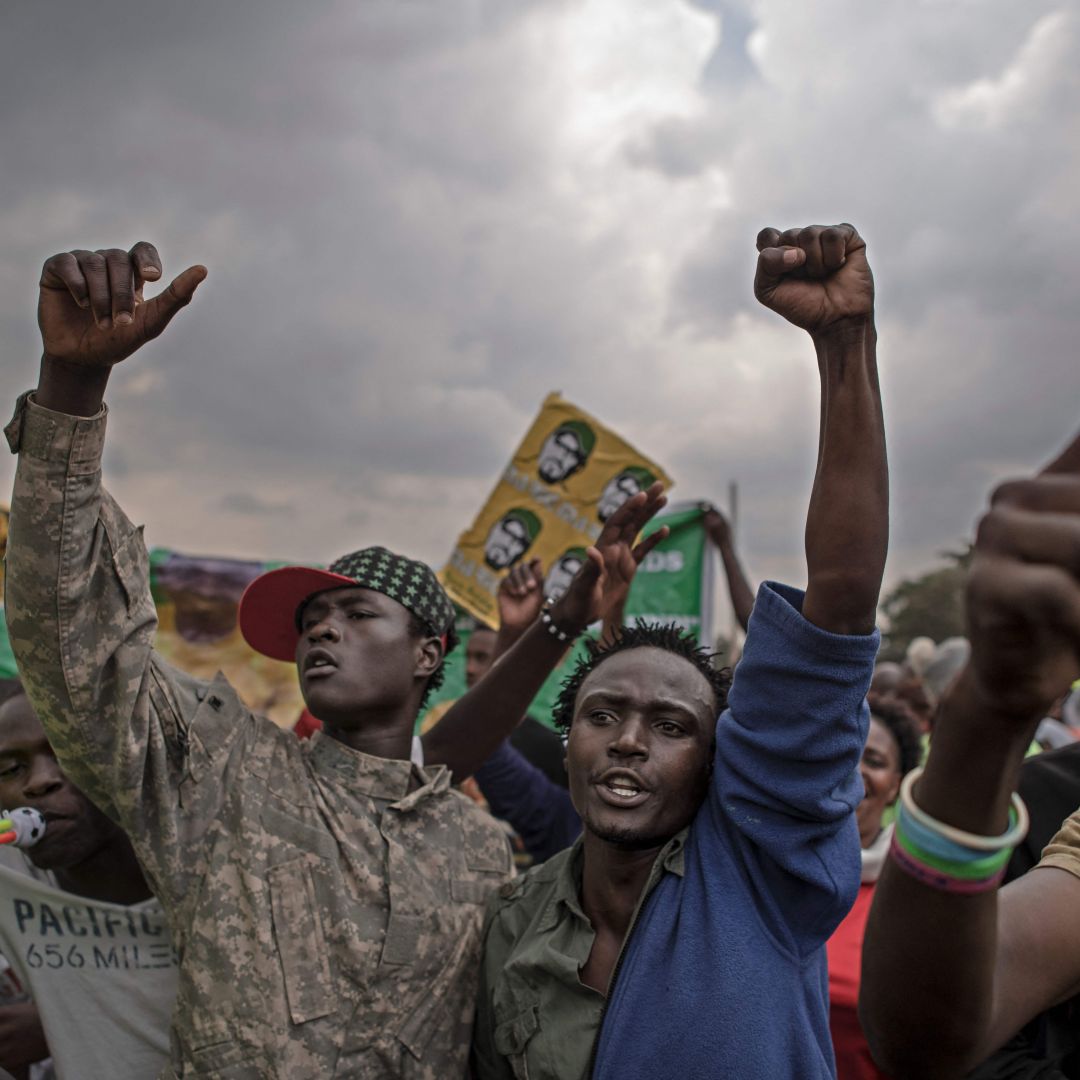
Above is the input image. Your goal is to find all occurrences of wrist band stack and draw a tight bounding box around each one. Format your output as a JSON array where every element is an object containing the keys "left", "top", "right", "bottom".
[{"left": 890, "top": 767, "right": 1029, "bottom": 895}]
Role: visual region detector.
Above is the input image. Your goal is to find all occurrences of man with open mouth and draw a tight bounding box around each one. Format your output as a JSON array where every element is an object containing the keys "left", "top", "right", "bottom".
[
  {"left": 3, "top": 240, "right": 668, "bottom": 1078},
  {"left": 471, "top": 222, "right": 888, "bottom": 1080}
]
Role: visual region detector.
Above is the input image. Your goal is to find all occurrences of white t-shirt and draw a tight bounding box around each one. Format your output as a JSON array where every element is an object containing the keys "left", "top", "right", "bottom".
[{"left": 0, "top": 848, "right": 177, "bottom": 1080}]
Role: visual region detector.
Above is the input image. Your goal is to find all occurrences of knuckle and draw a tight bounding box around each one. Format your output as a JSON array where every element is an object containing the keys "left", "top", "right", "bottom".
[
  {"left": 975, "top": 508, "right": 1006, "bottom": 550},
  {"left": 990, "top": 478, "right": 1031, "bottom": 509},
  {"left": 83, "top": 252, "right": 106, "bottom": 273}
]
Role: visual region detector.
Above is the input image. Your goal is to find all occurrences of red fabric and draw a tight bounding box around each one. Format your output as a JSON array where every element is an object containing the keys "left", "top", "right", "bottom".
[
  {"left": 827, "top": 883, "right": 891, "bottom": 1079},
  {"left": 292, "top": 709, "right": 323, "bottom": 740}
]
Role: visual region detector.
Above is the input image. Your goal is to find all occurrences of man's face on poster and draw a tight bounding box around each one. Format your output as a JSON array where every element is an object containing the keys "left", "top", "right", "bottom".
[
  {"left": 544, "top": 553, "right": 585, "bottom": 600},
  {"left": 538, "top": 428, "right": 586, "bottom": 484},
  {"left": 598, "top": 472, "right": 644, "bottom": 522},
  {"left": 484, "top": 515, "right": 531, "bottom": 569}
]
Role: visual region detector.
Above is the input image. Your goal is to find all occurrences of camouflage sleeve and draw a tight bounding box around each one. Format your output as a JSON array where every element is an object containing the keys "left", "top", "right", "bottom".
[{"left": 3, "top": 392, "right": 228, "bottom": 895}]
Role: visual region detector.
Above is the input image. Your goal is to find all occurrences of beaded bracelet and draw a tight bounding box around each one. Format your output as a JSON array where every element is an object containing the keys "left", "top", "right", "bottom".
[{"left": 540, "top": 600, "right": 579, "bottom": 644}]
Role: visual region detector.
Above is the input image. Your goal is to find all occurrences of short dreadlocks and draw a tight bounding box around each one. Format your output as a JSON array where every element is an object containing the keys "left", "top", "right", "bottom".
[{"left": 552, "top": 621, "right": 731, "bottom": 734}]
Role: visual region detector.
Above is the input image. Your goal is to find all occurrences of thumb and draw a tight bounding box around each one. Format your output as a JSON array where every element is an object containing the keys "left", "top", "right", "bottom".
[
  {"left": 754, "top": 246, "right": 805, "bottom": 301},
  {"left": 141, "top": 265, "right": 207, "bottom": 341}
]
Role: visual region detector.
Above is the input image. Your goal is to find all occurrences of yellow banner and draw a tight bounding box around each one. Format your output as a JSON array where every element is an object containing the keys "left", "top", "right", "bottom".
[{"left": 441, "top": 393, "right": 673, "bottom": 625}]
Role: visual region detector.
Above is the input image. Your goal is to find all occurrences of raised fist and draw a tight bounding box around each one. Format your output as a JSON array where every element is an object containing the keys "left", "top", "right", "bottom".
[
  {"left": 754, "top": 223, "right": 873, "bottom": 335},
  {"left": 497, "top": 558, "right": 545, "bottom": 636},
  {"left": 963, "top": 430, "right": 1080, "bottom": 720}
]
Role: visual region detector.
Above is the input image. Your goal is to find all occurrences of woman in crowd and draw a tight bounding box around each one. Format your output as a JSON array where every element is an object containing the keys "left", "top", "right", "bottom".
[{"left": 827, "top": 700, "right": 921, "bottom": 1079}]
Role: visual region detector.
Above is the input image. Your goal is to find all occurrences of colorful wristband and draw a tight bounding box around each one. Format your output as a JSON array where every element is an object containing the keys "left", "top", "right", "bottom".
[
  {"left": 897, "top": 798, "right": 1019, "bottom": 867},
  {"left": 889, "top": 833, "right": 1007, "bottom": 895},
  {"left": 893, "top": 826, "right": 1013, "bottom": 880}
]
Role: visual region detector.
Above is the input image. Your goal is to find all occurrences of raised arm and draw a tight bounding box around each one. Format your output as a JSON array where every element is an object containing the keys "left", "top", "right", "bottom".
[
  {"left": 860, "top": 430, "right": 1080, "bottom": 1078},
  {"left": 5, "top": 244, "right": 206, "bottom": 858},
  {"left": 490, "top": 558, "right": 545, "bottom": 662},
  {"left": 706, "top": 224, "right": 885, "bottom": 952},
  {"left": 754, "top": 224, "right": 887, "bottom": 634},
  {"left": 702, "top": 505, "right": 755, "bottom": 633},
  {"left": 422, "top": 487, "right": 669, "bottom": 781}
]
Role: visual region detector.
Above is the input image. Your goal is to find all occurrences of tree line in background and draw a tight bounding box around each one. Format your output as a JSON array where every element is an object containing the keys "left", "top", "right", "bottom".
[{"left": 877, "top": 547, "right": 972, "bottom": 662}]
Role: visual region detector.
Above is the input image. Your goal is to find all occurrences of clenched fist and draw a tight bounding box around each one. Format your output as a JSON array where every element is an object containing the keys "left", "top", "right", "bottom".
[
  {"left": 964, "top": 430, "right": 1080, "bottom": 721},
  {"left": 754, "top": 223, "right": 872, "bottom": 336}
]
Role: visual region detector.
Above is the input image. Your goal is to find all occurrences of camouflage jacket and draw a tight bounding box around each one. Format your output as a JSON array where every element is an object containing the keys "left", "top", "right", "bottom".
[{"left": 4, "top": 393, "right": 513, "bottom": 1079}]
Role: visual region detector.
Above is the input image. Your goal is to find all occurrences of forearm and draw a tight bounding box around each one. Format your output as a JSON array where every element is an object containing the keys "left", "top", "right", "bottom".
[
  {"left": 5, "top": 393, "right": 157, "bottom": 812},
  {"left": 860, "top": 671, "right": 1039, "bottom": 1077},
  {"left": 422, "top": 616, "right": 576, "bottom": 781},
  {"left": 802, "top": 318, "right": 888, "bottom": 634},
  {"left": 491, "top": 619, "right": 531, "bottom": 664},
  {"left": 717, "top": 540, "right": 754, "bottom": 632}
]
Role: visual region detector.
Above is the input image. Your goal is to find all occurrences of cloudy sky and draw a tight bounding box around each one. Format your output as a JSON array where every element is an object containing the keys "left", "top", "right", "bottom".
[{"left": 2, "top": 0, "right": 1078, "bottom": 607}]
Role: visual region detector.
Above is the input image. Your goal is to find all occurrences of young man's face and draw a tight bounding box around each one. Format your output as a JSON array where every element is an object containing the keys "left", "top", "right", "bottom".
[
  {"left": 538, "top": 430, "right": 585, "bottom": 484},
  {"left": 566, "top": 647, "right": 717, "bottom": 850},
  {"left": 0, "top": 694, "right": 122, "bottom": 872},
  {"left": 295, "top": 586, "right": 433, "bottom": 728},
  {"left": 485, "top": 517, "right": 530, "bottom": 569},
  {"left": 464, "top": 628, "right": 497, "bottom": 689}
]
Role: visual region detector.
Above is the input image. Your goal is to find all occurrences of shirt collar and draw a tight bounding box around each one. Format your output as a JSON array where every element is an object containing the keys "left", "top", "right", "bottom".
[
  {"left": 538, "top": 828, "right": 689, "bottom": 934},
  {"left": 307, "top": 730, "right": 450, "bottom": 803}
]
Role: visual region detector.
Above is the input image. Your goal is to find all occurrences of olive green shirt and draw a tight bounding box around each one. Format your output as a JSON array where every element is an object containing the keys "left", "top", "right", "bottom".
[
  {"left": 472, "top": 833, "right": 686, "bottom": 1080},
  {"left": 4, "top": 393, "right": 514, "bottom": 1079}
]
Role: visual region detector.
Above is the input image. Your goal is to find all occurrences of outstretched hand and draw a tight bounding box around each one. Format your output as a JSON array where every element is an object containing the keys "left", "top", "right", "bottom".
[
  {"left": 39, "top": 243, "right": 206, "bottom": 369},
  {"left": 962, "top": 427, "right": 1080, "bottom": 721},
  {"left": 754, "top": 223, "right": 873, "bottom": 336},
  {"left": 497, "top": 557, "right": 545, "bottom": 636},
  {"left": 552, "top": 482, "right": 669, "bottom": 632}
]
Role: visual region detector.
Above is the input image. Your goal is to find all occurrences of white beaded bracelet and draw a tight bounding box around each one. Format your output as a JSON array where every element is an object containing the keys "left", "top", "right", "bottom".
[
  {"left": 540, "top": 602, "right": 577, "bottom": 644},
  {"left": 901, "top": 767, "right": 1029, "bottom": 852}
]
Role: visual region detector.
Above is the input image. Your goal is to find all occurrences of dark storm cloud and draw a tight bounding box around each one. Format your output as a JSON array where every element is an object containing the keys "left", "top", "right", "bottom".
[{"left": 1, "top": 0, "right": 1077, "bottom": 596}]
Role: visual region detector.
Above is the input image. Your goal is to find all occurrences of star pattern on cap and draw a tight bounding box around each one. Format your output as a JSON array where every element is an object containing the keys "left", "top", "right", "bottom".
[{"left": 328, "top": 546, "right": 455, "bottom": 639}]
